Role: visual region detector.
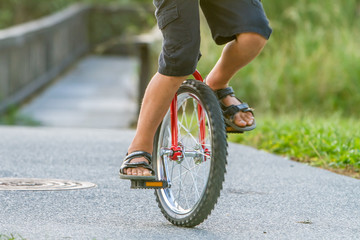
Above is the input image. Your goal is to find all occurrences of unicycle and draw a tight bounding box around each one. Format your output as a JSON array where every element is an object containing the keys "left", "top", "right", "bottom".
[{"left": 130, "top": 70, "right": 228, "bottom": 227}]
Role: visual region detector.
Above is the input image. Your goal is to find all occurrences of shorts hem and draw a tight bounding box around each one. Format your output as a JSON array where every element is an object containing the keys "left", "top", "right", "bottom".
[
  {"left": 214, "top": 26, "right": 272, "bottom": 45},
  {"left": 158, "top": 66, "right": 197, "bottom": 77}
]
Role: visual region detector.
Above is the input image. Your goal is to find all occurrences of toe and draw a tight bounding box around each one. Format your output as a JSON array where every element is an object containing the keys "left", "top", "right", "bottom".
[
  {"left": 143, "top": 170, "right": 152, "bottom": 176},
  {"left": 239, "top": 120, "right": 247, "bottom": 127},
  {"left": 236, "top": 119, "right": 247, "bottom": 127},
  {"left": 122, "top": 155, "right": 152, "bottom": 177},
  {"left": 234, "top": 112, "right": 254, "bottom": 127},
  {"left": 246, "top": 115, "right": 254, "bottom": 126},
  {"left": 242, "top": 112, "right": 254, "bottom": 126},
  {"left": 234, "top": 113, "right": 247, "bottom": 127}
]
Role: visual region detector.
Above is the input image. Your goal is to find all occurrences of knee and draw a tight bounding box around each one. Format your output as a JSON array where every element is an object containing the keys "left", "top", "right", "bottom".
[{"left": 236, "top": 32, "right": 267, "bottom": 51}]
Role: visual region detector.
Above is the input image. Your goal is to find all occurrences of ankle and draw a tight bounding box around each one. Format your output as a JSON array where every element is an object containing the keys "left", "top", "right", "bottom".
[
  {"left": 206, "top": 80, "right": 228, "bottom": 91},
  {"left": 205, "top": 76, "right": 230, "bottom": 91},
  {"left": 128, "top": 144, "right": 153, "bottom": 156},
  {"left": 128, "top": 148, "right": 152, "bottom": 155},
  {"left": 128, "top": 134, "right": 154, "bottom": 153},
  {"left": 222, "top": 95, "right": 241, "bottom": 106}
]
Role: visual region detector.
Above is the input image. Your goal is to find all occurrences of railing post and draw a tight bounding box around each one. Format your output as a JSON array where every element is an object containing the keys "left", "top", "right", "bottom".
[{"left": 137, "top": 43, "right": 150, "bottom": 116}]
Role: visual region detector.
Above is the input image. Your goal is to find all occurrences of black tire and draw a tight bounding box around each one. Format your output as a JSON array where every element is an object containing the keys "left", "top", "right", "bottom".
[{"left": 153, "top": 79, "right": 228, "bottom": 227}]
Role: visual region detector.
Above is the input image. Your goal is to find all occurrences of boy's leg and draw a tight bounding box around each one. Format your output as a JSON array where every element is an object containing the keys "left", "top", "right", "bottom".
[
  {"left": 200, "top": 0, "right": 272, "bottom": 127},
  {"left": 125, "top": 73, "right": 186, "bottom": 176},
  {"left": 123, "top": 0, "right": 200, "bottom": 176},
  {"left": 206, "top": 33, "right": 267, "bottom": 127}
]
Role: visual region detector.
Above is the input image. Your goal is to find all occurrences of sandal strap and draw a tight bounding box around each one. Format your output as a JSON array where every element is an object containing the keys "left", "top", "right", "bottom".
[
  {"left": 223, "top": 103, "right": 253, "bottom": 119},
  {"left": 213, "top": 86, "right": 256, "bottom": 132},
  {"left": 214, "top": 87, "right": 235, "bottom": 100},
  {"left": 122, "top": 161, "right": 154, "bottom": 171},
  {"left": 125, "top": 151, "right": 152, "bottom": 164},
  {"left": 120, "top": 161, "right": 154, "bottom": 174},
  {"left": 120, "top": 151, "right": 154, "bottom": 174}
]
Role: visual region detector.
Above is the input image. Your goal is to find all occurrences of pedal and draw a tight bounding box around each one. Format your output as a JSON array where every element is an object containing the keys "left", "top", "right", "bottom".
[
  {"left": 130, "top": 180, "right": 170, "bottom": 189},
  {"left": 226, "top": 126, "right": 244, "bottom": 134}
]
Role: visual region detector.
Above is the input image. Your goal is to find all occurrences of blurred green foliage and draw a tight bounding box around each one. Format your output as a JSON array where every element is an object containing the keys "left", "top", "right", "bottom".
[
  {"left": 0, "top": 0, "right": 151, "bottom": 29},
  {"left": 198, "top": 0, "right": 360, "bottom": 117},
  {"left": 0, "top": 0, "right": 156, "bottom": 54},
  {"left": 88, "top": 4, "right": 155, "bottom": 46},
  {"left": 198, "top": 0, "right": 360, "bottom": 174},
  {"left": 2, "top": 1, "right": 359, "bottom": 117}
]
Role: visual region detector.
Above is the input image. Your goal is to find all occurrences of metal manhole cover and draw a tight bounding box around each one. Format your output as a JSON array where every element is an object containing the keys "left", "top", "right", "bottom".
[{"left": 0, "top": 178, "right": 96, "bottom": 191}]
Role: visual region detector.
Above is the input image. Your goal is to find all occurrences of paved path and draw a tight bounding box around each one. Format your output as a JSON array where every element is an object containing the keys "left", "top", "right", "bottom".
[
  {"left": 19, "top": 55, "right": 138, "bottom": 128},
  {"left": 1, "top": 126, "right": 359, "bottom": 240}
]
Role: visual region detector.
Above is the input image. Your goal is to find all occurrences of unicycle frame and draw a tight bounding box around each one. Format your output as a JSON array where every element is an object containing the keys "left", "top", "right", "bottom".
[{"left": 169, "top": 70, "right": 208, "bottom": 160}]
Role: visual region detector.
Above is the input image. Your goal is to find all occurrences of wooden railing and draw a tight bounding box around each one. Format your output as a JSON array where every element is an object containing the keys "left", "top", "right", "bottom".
[
  {"left": 0, "top": 3, "right": 159, "bottom": 115},
  {"left": 0, "top": 4, "right": 90, "bottom": 114}
]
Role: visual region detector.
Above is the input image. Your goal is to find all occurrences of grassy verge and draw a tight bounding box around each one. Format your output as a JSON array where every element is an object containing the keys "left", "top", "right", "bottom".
[
  {"left": 228, "top": 113, "right": 360, "bottom": 179},
  {"left": 0, "top": 234, "right": 25, "bottom": 240},
  {"left": 0, "top": 106, "right": 41, "bottom": 126}
]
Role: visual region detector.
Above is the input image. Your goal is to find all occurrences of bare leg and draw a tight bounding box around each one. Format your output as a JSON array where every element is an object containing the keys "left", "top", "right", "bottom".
[
  {"left": 125, "top": 73, "right": 186, "bottom": 176},
  {"left": 206, "top": 32, "right": 267, "bottom": 127}
]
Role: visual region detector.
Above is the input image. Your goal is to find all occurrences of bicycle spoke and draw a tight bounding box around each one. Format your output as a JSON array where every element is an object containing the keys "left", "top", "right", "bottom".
[
  {"left": 178, "top": 121, "right": 199, "bottom": 145},
  {"left": 188, "top": 99, "right": 197, "bottom": 133},
  {"left": 170, "top": 161, "right": 207, "bottom": 184},
  {"left": 180, "top": 101, "right": 188, "bottom": 131},
  {"left": 184, "top": 157, "right": 201, "bottom": 199}
]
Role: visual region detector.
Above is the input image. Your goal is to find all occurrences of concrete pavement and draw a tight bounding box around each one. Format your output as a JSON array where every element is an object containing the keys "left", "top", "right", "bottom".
[{"left": 0, "top": 126, "right": 359, "bottom": 240}]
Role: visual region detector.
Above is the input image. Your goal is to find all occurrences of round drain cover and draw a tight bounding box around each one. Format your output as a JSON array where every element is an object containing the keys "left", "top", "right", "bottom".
[{"left": 0, "top": 178, "right": 96, "bottom": 191}]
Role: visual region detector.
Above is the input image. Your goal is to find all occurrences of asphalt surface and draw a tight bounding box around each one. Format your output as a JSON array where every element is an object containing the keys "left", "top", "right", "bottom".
[{"left": 0, "top": 126, "right": 359, "bottom": 240}]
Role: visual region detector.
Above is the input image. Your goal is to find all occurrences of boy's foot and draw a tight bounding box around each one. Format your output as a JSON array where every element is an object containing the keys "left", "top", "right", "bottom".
[
  {"left": 221, "top": 94, "right": 254, "bottom": 127},
  {"left": 124, "top": 157, "right": 152, "bottom": 176},
  {"left": 214, "top": 87, "right": 255, "bottom": 132},
  {"left": 119, "top": 151, "right": 154, "bottom": 179}
]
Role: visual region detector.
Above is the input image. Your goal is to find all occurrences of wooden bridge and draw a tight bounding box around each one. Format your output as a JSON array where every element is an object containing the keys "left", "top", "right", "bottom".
[{"left": 0, "top": 3, "right": 160, "bottom": 128}]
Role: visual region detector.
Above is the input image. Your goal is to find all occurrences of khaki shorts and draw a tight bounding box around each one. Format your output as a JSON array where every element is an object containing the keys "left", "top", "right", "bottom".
[{"left": 154, "top": 0, "right": 272, "bottom": 76}]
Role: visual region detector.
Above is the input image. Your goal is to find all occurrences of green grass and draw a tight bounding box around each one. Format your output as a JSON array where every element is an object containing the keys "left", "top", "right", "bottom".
[
  {"left": 0, "top": 234, "right": 25, "bottom": 240},
  {"left": 228, "top": 114, "right": 360, "bottom": 178},
  {"left": 0, "top": 105, "right": 41, "bottom": 126}
]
